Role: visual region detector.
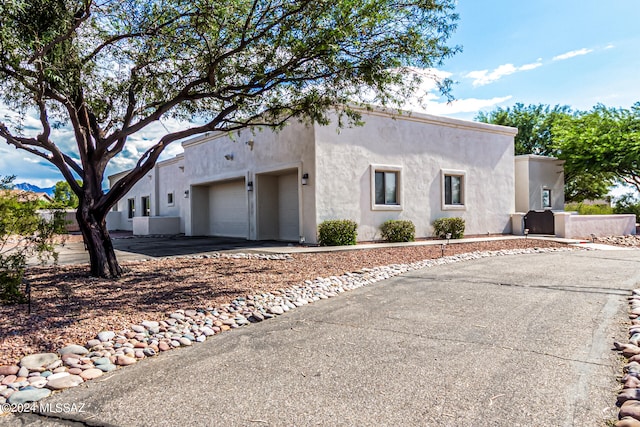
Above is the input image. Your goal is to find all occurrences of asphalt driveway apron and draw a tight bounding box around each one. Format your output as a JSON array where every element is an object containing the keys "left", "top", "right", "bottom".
[{"left": 8, "top": 249, "right": 640, "bottom": 426}]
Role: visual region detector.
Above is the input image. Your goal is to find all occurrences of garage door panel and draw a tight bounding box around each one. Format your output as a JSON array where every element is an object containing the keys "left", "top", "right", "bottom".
[{"left": 209, "top": 180, "right": 248, "bottom": 238}]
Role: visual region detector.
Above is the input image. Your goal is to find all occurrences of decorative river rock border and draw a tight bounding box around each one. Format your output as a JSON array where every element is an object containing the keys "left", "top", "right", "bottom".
[
  {"left": 613, "top": 289, "right": 640, "bottom": 427},
  {"left": 0, "top": 247, "right": 577, "bottom": 409}
]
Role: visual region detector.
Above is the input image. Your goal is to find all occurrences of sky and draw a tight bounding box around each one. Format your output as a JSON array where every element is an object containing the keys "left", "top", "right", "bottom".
[{"left": 1, "top": 0, "right": 639, "bottom": 188}]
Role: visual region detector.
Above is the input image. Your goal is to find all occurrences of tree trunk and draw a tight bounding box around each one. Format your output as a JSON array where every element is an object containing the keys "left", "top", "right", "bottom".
[{"left": 76, "top": 203, "right": 122, "bottom": 278}]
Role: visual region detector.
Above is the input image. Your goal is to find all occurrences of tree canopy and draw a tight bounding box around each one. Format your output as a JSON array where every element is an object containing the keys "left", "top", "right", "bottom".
[
  {"left": 0, "top": 0, "right": 460, "bottom": 277},
  {"left": 476, "top": 103, "right": 616, "bottom": 202},
  {"left": 553, "top": 103, "right": 640, "bottom": 195},
  {"left": 52, "top": 180, "right": 80, "bottom": 208}
]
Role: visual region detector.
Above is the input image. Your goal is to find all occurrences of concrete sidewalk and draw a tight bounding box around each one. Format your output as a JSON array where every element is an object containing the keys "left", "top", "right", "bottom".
[{"left": 7, "top": 248, "right": 640, "bottom": 426}]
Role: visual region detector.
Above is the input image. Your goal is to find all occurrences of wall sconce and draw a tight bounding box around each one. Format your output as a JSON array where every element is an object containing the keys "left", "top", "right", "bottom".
[
  {"left": 224, "top": 153, "right": 234, "bottom": 161},
  {"left": 184, "top": 190, "right": 190, "bottom": 198},
  {"left": 245, "top": 140, "right": 254, "bottom": 151},
  {"left": 247, "top": 181, "right": 254, "bottom": 191},
  {"left": 301, "top": 173, "right": 309, "bottom": 185}
]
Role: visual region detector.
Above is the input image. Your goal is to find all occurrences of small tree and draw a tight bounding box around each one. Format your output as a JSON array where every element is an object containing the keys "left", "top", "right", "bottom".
[
  {"left": 0, "top": 176, "right": 64, "bottom": 304},
  {"left": 52, "top": 180, "right": 80, "bottom": 208}
]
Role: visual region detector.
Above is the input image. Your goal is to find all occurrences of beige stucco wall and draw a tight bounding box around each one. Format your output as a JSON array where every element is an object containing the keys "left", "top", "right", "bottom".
[
  {"left": 181, "top": 121, "right": 316, "bottom": 240},
  {"left": 554, "top": 212, "right": 636, "bottom": 238},
  {"left": 314, "top": 109, "right": 517, "bottom": 241},
  {"left": 514, "top": 155, "right": 565, "bottom": 212}
]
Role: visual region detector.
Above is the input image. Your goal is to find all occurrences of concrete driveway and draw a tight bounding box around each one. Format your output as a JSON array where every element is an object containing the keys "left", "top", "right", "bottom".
[{"left": 7, "top": 248, "right": 640, "bottom": 426}]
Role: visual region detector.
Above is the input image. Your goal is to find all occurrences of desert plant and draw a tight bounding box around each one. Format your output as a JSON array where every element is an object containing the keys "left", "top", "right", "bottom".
[
  {"left": 0, "top": 176, "right": 65, "bottom": 304},
  {"left": 613, "top": 193, "right": 640, "bottom": 218},
  {"left": 564, "top": 202, "right": 614, "bottom": 215},
  {"left": 432, "top": 217, "right": 465, "bottom": 239},
  {"left": 318, "top": 220, "right": 358, "bottom": 246},
  {"left": 380, "top": 220, "right": 415, "bottom": 242}
]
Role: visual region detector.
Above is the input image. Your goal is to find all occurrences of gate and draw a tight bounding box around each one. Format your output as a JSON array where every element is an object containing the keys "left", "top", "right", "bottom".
[{"left": 523, "top": 210, "right": 555, "bottom": 235}]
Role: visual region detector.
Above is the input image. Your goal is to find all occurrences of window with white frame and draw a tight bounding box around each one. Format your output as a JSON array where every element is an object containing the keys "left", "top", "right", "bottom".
[
  {"left": 542, "top": 188, "right": 552, "bottom": 208},
  {"left": 370, "top": 165, "right": 402, "bottom": 210},
  {"left": 127, "top": 198, "right": 135, "bottom": 218},
  {"left": 441, "top": 169, "right": 466, "bottom": 210}
]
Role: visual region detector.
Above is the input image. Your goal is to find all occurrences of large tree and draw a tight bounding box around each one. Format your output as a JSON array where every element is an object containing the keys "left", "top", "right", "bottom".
[
  {"left": 476, "top": 103, "right": 614, "bottom": 202},
  {"left": 0, "top": 0, "right": 460, "bottom": 277},
  {"left": 552, "top": 103, "right": 640, "bottom": 194}
]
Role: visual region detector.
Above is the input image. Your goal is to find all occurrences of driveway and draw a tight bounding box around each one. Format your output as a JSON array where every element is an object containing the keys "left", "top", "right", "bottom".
[{"left": 7, "top": 248, "right": 640, "bottom": 426}]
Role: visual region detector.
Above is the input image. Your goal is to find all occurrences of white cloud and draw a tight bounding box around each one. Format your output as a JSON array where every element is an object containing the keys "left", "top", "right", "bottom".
[
  {"left": 464, "top": 62, "right": 542, "bottom": 86},
  {"left": 408, "top": 95, "right": 513, "bottom": 117},
  {"left": 552, "top": 48, "right": 593, "bottom": 61}
]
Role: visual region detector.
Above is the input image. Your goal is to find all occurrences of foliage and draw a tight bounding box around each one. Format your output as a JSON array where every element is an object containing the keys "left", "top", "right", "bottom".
[
  {"left": 0, "top": 176, "right": 65, "bottom": 304},
  {"left": 318, "top": 220, "right": 358, "bottom": 246},
  {"left": 0, "top": 0, "right": 460, "bottom": 278},
  {"left": 553, "top": 103, "right": 640, "bottom": 196},
  {"left": 52, "top": 180, "right": 80, "bottom": 208},
  {"left": 564, "top": 202, "right": 613, "bottom": 215},
  {"left": 380, "top": 219, "right": 415, "bottom": 242},
  {"left": 432, "top": 217, "right": 464, "bottom": 239},
  {"left": 613, "top": 193, "right": 640, "bottom": 219},
  {"left": 476, "top": 103, "right": 571, "bottom": 156},
  {"left": 476, "top": 103, "right": 614, "bottom": 202}
]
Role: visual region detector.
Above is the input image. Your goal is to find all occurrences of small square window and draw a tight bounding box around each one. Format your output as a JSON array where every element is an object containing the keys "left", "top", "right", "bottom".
[
  {"left": 542, "top": 189, "right": 552, "bottom": 208},
  {"left": 441, "top": 169, "right": 466, "bottom": 210},
  {"left": 167, "top": 193, "right": 174, "bottom": 206},
  {"left": 371, "top": 165, "right": 402, "bottom": 211},
  {"left": 127, "top": 198, "right": 135, "bottom": 219}
]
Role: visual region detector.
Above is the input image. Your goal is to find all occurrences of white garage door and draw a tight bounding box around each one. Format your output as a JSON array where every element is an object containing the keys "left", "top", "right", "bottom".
[{"left": 209, "top": 179, "right": 248, "bottom": 238}]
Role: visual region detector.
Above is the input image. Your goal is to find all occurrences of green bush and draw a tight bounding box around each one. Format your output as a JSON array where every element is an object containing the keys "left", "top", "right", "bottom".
[
  {"left": 432, "top": 217, "right": 465, "bottom": 239},
  {"left": 564, "top": 202, "right": 613, "bottom": 215},
  {"left": 613, "top": 193, "right": 640, "bottom": 218},
  {"left": 1, "top": 175, "right": 64, "bottom": 305},
  {"left": 380, "top": 220, "right": 415, "bottom": 242},
  {"left": 318, "top": 219, "right": 358, "bottom": 246}
]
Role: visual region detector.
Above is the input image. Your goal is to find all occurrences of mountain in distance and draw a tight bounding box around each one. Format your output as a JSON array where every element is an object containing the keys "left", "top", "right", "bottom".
[{"left": 14, "top": 182, "right": 56, "bottom": 196}]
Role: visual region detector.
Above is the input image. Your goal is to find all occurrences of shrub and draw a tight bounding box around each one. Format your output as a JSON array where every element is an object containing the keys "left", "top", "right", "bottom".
[
  {"left": 380, "top": 220, "right": 415, "bottom": 242},
  {"left": 564, "top": 202, "right": 613, "bottom": 215},
  {"left": 432, "top": 217, "right": 465, "bottom": 239},
  {"left": 613, "top": 193, "right": 640, "bottom": 219},
  {"left": 318, "top": 219, "right": 358, "bottom": 246},
  {"left": 1, "top": 176, "right": 64, "bottom": 305}
]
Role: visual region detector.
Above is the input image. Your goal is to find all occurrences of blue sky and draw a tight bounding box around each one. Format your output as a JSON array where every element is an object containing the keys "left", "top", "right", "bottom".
[{"left": 1, "top": 0, "right": 639, "bottom": 187}]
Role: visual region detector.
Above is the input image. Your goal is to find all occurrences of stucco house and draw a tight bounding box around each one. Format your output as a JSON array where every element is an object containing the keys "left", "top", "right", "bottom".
[{"left": 107, "top": 107, "right": 524, "bottom": 243}]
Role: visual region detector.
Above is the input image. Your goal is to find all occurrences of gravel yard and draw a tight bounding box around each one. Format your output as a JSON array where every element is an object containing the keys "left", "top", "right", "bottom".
[{"left": 0, "top": 238, "right": 586, "bottom": 366}]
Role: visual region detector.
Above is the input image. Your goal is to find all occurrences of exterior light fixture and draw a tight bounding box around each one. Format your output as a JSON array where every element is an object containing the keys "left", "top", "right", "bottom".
[
  {"left": 184, "top": 190, "right": 190, "bottom": 198},
  {"left": 590, "top": 233, "right": 596, "bottom": 243},
  {"left": 224, "top": 153, "right": 234, "bottom": 161},
  {"left": 301, "top": 173, "right": 309, "bottom": 185},
  {"left": 446, "top": 232, "right": 452, "bottom": 244},
  {"left": 247, "top": 181, "right": 254, "bottom": 191},
  {"left": 245, "top": 140, "right": 254, "bottom": 150}
]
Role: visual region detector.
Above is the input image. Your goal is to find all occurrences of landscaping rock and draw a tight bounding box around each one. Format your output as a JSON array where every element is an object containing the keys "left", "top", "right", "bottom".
[
  {"left": 7, "top": 388, "right": 51, "bottom": 404},
  {"left": 59, "top": 344, "right": 90, "bottom": 356},
  {"left": 0, "top": 366, "right": 19, "bottom": 376},
  {"left": 98, "top": 331, "right": 115, "bottom": 342},
  {"left": 20, "top": 353, "right": 59, "bottom": 370},
  {"left": 80, "top": 368, "right": 104, "bottom": 380},
  {"left": 46, "top": 374, "right": 84, "bottom": 390}
]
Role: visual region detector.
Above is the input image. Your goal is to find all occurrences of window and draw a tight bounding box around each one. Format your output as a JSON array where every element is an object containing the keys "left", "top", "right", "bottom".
[
  {"left": 542, "top": 189, "right": 552, "bottom": 208},
  {"left": 127, "top": 198, "right": 135, "bottom": 219},
  {"left": 441, "top": 169, "right": 466, "bottom": 210},
  {"left": 141, "top": 196, "right": 150, "bottom": 217},
  {"left": 370, "top": 165, "right": 402, "bottom": 210},
  {"left": 167, "top": 192, "right": 174, "bottom": 206}
]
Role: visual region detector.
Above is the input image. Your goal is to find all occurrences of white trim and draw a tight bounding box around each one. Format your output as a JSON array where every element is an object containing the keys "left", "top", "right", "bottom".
[
  {"left": 370, "top": 164, "right": 403, "bottom": 211},
  {"left": 441, "top": 169, "right": 466, "bottom": 211}
]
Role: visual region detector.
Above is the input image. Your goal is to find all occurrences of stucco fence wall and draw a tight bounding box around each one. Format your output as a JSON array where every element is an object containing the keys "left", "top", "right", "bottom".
[
  {"left": 38, "top": 209, "right": 79, "bottom": 232},
  {"left": 511, "top": 212, "right": 636, "bottom": 238},
  {"left": 554, "top": 212, "right": 636, "bottom": 238}
]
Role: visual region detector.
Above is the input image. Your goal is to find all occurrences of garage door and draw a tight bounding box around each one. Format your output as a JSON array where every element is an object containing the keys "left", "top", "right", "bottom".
[{"left": 209, "top": 179, "right": 248, "bottom": 238}]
